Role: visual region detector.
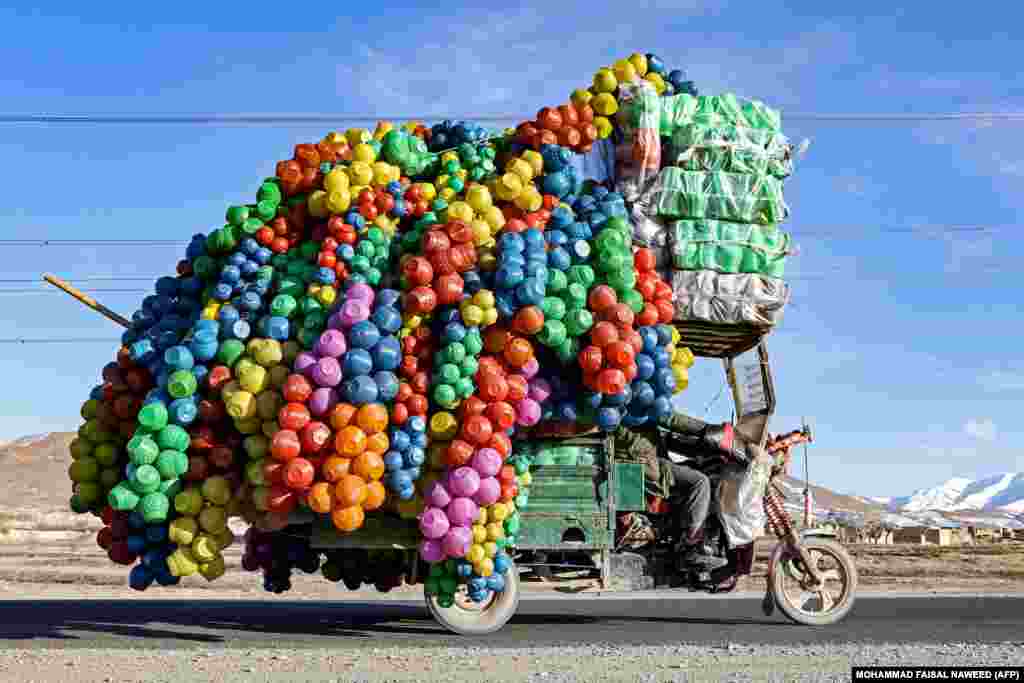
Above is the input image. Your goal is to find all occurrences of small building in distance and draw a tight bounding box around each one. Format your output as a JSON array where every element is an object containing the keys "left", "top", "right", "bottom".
[
  {"left": 862, "top": 523, "right": 894, "bottom": 545},
  {"left": 940, "top": 511, "right": 1023, "bottom": 544},
  {"left": 883, "top": 511, "right": 964, "bottom": 545},
  {"left": 891, "top": 526, "right": 959, "bottom": 546}
]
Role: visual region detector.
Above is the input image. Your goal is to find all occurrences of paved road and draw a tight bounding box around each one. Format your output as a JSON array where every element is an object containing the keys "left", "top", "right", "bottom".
[{"left": 1, "top": 595, "right": 1021, "bottom": 649}]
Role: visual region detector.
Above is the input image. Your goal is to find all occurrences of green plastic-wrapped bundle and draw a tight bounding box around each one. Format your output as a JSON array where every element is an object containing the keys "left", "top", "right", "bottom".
[
  {"left": 652, "top": 92, "right": 796, "bottom": 330},
  {"left": 669, "top": 220, "right": 791, "bottom": 278},
  {"left": 656, "top": 93, "right": 792, "bottom": 182},
  {"left": 667, "top": 124, "right": 792, "bottom": 178},
  {"left": 651, "top": 169, "right": 788, "bottom": 225},
  {"left": 659, "top": 93, "right": 782, "bottom": 132}
]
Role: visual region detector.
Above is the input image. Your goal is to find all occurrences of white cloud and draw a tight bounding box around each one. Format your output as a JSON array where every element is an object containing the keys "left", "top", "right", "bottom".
[
  {"left": 658, "top": 21, "right": 859, "bottom": 110},
  {"left": 921, "top": 445, "right": 984, "bottom": 461},
  {"left": 979, "top": 370, "right": 1024, "bottom": 393},
  {"left": 335, "top": 8, "right": 557, "bottom": 118},
  {"left": 994, "top": 154, "right": 1024, "bottom": 177},
  {"left": 940, "top": 231, "right": 1005, "bottom": 275},
  {"left": 830, "top": 171, "right": 883, "bottom": 198},
  {"left": 914, "top": 117, "right": 1024, "bottom": 187},
  {"left": 964, "top": 418, "right": 998, "bottom": 442},
  {"left": 333, "top": 6, "right": 855, "bottom": 122}
]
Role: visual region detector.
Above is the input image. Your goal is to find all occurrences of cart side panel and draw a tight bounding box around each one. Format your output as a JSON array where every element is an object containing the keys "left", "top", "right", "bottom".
[
  {"left": 614, "top": 462, "right": 646, "bottom": 511},
  {"left": 516, "top": 464, "right": 610, "bottom": 550}
]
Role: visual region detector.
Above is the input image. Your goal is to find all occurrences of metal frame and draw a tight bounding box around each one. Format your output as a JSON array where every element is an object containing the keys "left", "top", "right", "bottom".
[
  {"left": 725, "top": 341, "right": 776, "bottom": 449},
  {"left": 671, "top": 321, "right": 768, "bottom": 359},
  {"left": 603, "top": 432, "right": 615, "bottom": 588},
  {"left": 670, "top": 320, "right": 776, "bottom": 447}
]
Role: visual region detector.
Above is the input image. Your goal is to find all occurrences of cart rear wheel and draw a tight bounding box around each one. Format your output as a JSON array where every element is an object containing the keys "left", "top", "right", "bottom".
[
  {"left": 771, "top": 538, "right": 857, "bottom": 626},
  {"left": 425, "top": 563, "right": 520, "bottom": 635}
]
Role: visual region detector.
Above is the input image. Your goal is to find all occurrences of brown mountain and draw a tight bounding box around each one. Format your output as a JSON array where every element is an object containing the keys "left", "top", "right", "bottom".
[
  {"left": 0, "top": 431, "right": 103, "bottom": 544},
  {"left": 777, "top": 475, "right": 886, "bottom": 516},
  {"left": 0, "top": 432, "right": 77, "bottom": 511}
]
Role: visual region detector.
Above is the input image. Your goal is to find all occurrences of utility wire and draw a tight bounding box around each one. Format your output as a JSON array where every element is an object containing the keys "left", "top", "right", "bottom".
[
  {"left": 0, "top": 327, "right": 814, "bottom": 345},
  {"left": 0, "top": 288, "right": 148, "bottom": 295},
  {"left": 0, "top": 337, "right": 122, "bottom": 344},
  {"left": 702, "top": 381, "right": 729, "bottom": 417},
  {"left": 3, "top": 112, "right": 1024, "bottom": 125},
  {"left": 0, "top": 224, "right": 1014, "bottom": 250},
  {"left": 0, "top": 277, "right": 155, "bottom": 283},
  {"left": 0, "top": 267, "right": 1011, "bottom": 291},
  {"left": 0, "top": 240, "right": 183, "bottom": 246},
  {"left": 0, "top": 274, "right": 972, "bottom": 286}
]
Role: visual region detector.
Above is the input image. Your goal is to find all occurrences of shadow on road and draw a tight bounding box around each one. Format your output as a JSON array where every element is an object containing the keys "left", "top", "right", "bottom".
[
  {"left": 0, "top": 599, "right": 792, "bottom": 644},
  {"left": 0, "top": 600, "right": 438, "bottom": 642}
]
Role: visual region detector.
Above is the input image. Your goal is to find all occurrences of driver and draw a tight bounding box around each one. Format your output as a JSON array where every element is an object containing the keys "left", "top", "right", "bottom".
[{"left": 614, "top": 411, "right": 716, "bottom": 566}]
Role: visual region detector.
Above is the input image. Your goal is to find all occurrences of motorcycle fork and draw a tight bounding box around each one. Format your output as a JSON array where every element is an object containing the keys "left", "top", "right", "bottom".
[
  {"left": 787, "top": 530, "right": 825, "bottom": 586},
  {"left": 763, "top": 485, "right": 825, "bottom": 588}
]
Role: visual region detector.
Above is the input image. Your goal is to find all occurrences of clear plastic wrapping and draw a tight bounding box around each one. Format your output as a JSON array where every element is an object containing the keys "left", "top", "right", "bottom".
[
  {"left": 628, "top": 179, "right": 669, "bottom": 247},
  {"left": 569, "top": 137, "right": 616, "bottom": 184},
  {"left": 659, "top": 93, "right": 783, "bottom": 132},
  {"left": 650, "top": 168, "right": 789, "bottom": 224},
  {"left": 668, "top": 124, "right": 793, "bottom": 178},
  {"left": 716, "top": 448, "right": 772, "bottom": 547},
  {"left": 639, "top": 92, "right": 795, "bottom": 331},
  {"left": 669, "top": 220, "right": 792, "bottom": 277},
  {"left": 671, "top": 270, "right": 789, "bottom": 327},
  {"left": 614, "top": 80, "right": 662, "bottom": 200},
  {"left": 658, "top": 93, "right": 793, "bottom": 180}
]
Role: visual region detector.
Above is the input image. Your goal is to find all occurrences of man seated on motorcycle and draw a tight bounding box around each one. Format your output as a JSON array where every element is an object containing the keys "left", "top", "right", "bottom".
[{"left": 614, "top": 411, "right": 719, "bottom": 567}]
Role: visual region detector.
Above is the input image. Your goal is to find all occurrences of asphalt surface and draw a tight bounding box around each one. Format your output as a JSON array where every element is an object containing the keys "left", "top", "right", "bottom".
[{"left": 1, "top": 594, "right": 1021, "bottom": 649}]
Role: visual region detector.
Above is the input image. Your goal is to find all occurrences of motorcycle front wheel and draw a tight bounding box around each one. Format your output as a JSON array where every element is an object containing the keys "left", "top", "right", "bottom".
[{"left": 770, "top": 538, "right": 857, "bottom": 626}]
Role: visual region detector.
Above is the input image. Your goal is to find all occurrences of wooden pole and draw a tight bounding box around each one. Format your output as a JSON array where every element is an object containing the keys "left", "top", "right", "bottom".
[{"left": 42, "top": 274, "right": 131, "bottom": 329}]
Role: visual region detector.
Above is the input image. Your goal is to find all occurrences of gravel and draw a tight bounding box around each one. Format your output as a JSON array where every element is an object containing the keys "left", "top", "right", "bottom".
[{"left": 1, "top": 641, "right": 1022, "bottom": 682}]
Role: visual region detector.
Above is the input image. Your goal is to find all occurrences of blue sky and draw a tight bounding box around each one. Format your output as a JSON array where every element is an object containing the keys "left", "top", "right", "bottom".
[{"left": 1, "top": 1, "right": 1022, "bottom": 497}]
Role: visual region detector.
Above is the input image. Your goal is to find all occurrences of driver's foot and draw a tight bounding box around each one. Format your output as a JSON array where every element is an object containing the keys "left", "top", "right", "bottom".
[
  {"left": 677, "top": 530, "right": 728, "bottom": 570},
  {"left": 710, "top": 575, "right": 738, "bottom": 593},
  {"left": 680, "top": 545, "right": 728, "bottom": 570}
]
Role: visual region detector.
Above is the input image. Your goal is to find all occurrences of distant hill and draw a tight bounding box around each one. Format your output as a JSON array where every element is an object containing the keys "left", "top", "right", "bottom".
[
  {"left": 0, "top": 431, "right": 76, "bottom": 511},
  {"left": 776, "top": 475, "right": 884, "bottom": 515},
  {"left": 888, "top": 474, "right": 1024, "bottom": 514}
]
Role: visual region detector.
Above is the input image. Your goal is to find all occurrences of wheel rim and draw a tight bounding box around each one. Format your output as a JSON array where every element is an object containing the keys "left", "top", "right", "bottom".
[
  {"left": 778, "top": 546, "right": 851, "bottom": 617},
  {"left": 426, "top": 565, "right": 520, "bottom": 635},
  {"left": 449, "top": 584, "right": 497, "bottom": 612}
]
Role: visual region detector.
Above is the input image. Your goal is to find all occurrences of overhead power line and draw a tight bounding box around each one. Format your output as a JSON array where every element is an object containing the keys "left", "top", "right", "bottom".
[
  {"left": 1, "top": 327, "right": 814, "bottom": 345},
  {"left": 1, "top": 111, "right": 1024, "bottom": 126},
  {"left": 786, "top": 112, "right": 1024, "bottom": 122},
  {"left": 0, "top": 271, "right": 996, "bottom": 287},
  {"left": 0, "top": 288, "right": 148, "bottom": 295},
  {"left": 0, "top": 277, "right": 155, "bottom": 283},
  {"left": 0, "top": 240, "right": 183, "bottom": 247},
  {"left": 0, "top": 224, "right": 1014, "bottom": 250},
  {"left": 0, "top": 337, "right": 122, "bottom": 344}
]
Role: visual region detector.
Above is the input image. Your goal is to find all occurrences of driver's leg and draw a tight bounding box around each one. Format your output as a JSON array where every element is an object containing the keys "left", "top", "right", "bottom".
[
  {"left": 667, "top": 463, "right": 710, "bottom": 542},
  {"left": 666, "top": 463, "right": 727, "bottom": 570}
]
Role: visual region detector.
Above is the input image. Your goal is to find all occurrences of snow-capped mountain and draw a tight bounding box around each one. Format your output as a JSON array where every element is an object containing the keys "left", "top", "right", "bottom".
[{"left": 888, "top": 473, "right": 1024, "bottom": 513}]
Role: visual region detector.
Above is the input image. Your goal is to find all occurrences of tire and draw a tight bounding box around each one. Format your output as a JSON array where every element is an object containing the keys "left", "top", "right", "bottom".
[
  {"left": 425, "top": 563, "right": 521, "bottom": 636},
  {"left": 770, "top": 538, "right": 857, "bottom": 626}
]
